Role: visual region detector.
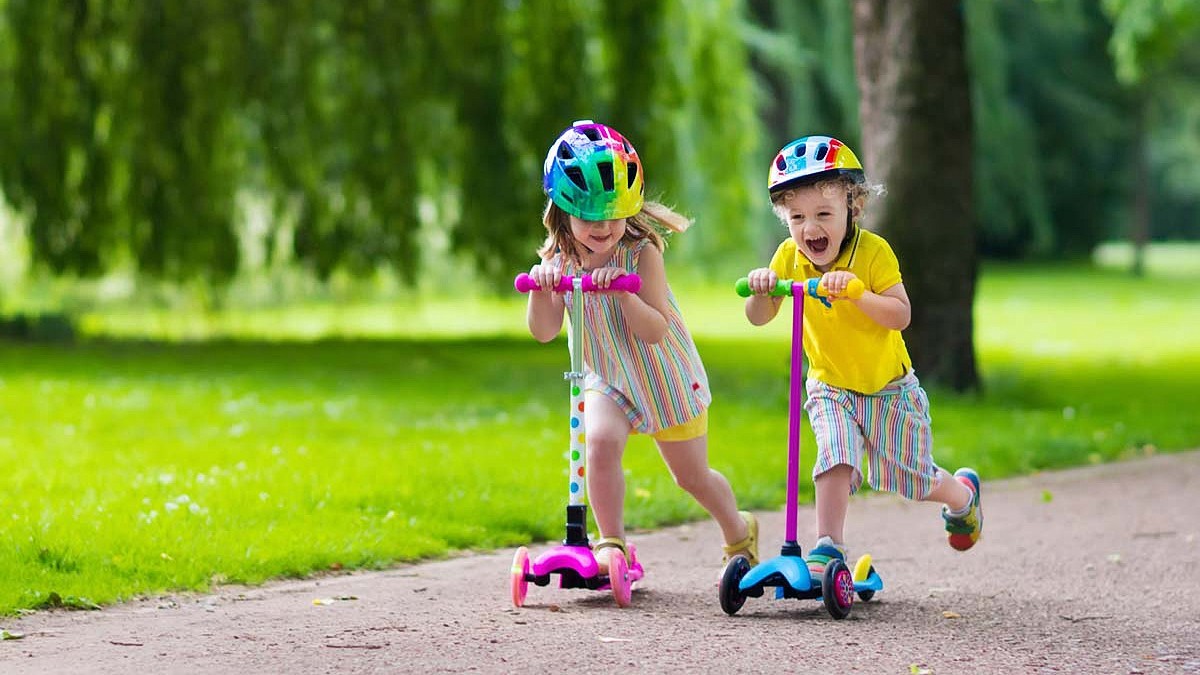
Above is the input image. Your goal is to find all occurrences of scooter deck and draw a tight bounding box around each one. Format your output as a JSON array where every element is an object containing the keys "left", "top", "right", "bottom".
[
  {"left": 526, "top": 543, "right": 645, "bottom": 590},
  {"left": 739, "top": 553, "right": 883, "bottom": 599}
]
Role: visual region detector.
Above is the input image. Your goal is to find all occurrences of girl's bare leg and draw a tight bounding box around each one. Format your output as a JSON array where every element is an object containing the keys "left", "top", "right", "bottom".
[
  {"left": 584, "top": 392, "right": 633, "bottom": 543},
  {"left": 656, "top": 435, "right": 747, "bottom": 546}
]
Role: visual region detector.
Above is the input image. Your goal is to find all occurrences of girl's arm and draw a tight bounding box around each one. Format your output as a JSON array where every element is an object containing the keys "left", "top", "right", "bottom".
[
  {"left": 526, "top": 262, "right": 566, "bottom": 343},
  {"left": 597, "top": 244, "right": 670, "bottom": 344}
]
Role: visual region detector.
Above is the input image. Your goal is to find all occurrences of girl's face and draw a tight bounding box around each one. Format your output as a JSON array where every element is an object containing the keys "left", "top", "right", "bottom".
[
  {"left": 568, "top": 215, "right": 627, "bottom": 262},
  {"left": 775, "top": 184, "right": 851, "bottom": 270}
]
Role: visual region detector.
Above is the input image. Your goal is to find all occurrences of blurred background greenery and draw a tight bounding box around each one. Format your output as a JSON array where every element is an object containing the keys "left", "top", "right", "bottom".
[
  {"left": 0, "top": 0, "right": 1198, "bottom": 612},
  {"left": 1, "top": 0, "right": 1196, "bottom": 302}
]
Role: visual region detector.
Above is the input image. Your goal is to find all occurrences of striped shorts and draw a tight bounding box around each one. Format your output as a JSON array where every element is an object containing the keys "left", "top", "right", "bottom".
[{"left": 804, "top": 371, "right": 940, "bottom": 499}]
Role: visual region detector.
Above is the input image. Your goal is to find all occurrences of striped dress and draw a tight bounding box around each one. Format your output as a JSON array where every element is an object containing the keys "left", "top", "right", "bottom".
[{"left": 559, "top": 238, "right": 710, "bottom": 434}]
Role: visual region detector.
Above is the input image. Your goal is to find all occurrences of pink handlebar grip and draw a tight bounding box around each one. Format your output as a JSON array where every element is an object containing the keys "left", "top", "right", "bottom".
[{"left": 514, "top": 273, "right": 642, "bottom": 294}]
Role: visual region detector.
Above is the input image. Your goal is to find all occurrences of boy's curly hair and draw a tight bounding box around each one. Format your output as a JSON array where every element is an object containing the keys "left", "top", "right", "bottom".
[{"left": 770, "top": 175, "right": 884, "bottom": 250}]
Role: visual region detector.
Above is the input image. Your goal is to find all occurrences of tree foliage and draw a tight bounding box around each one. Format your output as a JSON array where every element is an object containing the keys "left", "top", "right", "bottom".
[
  {"left": 0, "top": 0, "right": 760, "bottom": 287},
  {"left": 0, "top": 0, "right": 1196, "bottom": 289}
]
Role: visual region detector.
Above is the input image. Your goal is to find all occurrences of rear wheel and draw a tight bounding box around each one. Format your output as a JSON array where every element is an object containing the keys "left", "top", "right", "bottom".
[
  {"left": 853, "top": 555, "right": 876, "bottom": 602},
  {"left": 719, "top": 556, "right": 752, "bottom": 616},
  {"left": 608, "top": 550, "right": 632, "bottom": 608}
]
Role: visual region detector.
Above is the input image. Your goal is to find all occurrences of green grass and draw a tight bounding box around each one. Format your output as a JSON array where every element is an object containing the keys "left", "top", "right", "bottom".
[{"left": 1, "top": 245, "right": 1198, "bottom": 614}]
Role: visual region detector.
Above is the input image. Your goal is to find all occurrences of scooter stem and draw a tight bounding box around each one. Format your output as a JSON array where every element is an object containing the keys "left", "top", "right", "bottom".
[{"left": 785, "top": 281, "right": 804, "bottom": 546}]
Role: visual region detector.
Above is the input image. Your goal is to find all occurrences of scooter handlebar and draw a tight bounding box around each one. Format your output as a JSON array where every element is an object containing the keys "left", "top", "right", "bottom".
[
  {"left": 735, "top": 277, "right": 864, "bottom": 302},
  {"left": 514, "top": 273, "right": 642, "bottom": 294}
]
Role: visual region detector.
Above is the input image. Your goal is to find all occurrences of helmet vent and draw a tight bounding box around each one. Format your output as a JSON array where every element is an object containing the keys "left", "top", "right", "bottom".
[
  {"left": 557, "top": 142, "right": 575, "bottom": 160},
  {"left": 597, "top": 161, "right": 615, "bottom": 191},
  {"left": 794, "top": 144, "right": 806, "bottom": 157},
  {"left": 565, "top": 167, "right": 588, "bottom": 190},
  {"left": 582, "top": 127, "right": 602, "bottom": 142},
  {"left": 815, "top": 144, "right": 828, "bottom": 161},
  {"left": 775, "top": 155, "right": 787, "bottom": 171},
  {"left": 627, "top": 162, "right": 638, "bottom": 188}
]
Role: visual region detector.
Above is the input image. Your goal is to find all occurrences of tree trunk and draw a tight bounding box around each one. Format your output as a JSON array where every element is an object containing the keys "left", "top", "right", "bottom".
[
  {"left": 1131, "top": 89, "right": 1150, "bottom": 277},
  {"left": 852, "top": 0, "right": 979, "bottom": 391}
]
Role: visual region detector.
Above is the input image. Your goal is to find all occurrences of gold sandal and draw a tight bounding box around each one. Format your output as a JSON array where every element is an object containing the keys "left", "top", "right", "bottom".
[
  {"left": 593, "top": 536, "right": 628, "bottom": 573},
  {"left": 721, "top": 511, "right": 759, "bottom": 566}
]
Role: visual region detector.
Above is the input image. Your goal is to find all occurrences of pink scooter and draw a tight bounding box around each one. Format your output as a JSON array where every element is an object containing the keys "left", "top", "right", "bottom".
[{"left": 510, "top": 272, "right": 646, "bottom": 608}]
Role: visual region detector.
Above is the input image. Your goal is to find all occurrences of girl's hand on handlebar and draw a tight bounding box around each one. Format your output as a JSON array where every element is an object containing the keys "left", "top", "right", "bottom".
[
  {"left": 820, "top": 271, "right": 860, "bottom": 299},
  {"left": 527, "top": 263, "right": 563, "bottom": 293},
  {"left": 746, "top": 268, "right": 779, "bottom": 296},
  {"left": 589, "top": 266, "right": 628, "bottom": 291}
]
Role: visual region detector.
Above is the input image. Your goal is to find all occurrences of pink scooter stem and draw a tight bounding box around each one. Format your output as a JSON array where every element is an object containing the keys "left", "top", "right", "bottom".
[{"left": 515, "top": 273, "right": 642, "bottom": 294}]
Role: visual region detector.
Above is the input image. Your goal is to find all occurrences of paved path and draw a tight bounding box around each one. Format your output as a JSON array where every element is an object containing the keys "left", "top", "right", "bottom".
[{"left": 4, "top": 450, "right": 1199, "bottom": 674}]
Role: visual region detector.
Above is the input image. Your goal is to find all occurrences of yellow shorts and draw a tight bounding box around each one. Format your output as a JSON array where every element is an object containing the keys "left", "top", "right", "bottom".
[{"left": 639, "top": 409, "right": 708, "bottom": 442}]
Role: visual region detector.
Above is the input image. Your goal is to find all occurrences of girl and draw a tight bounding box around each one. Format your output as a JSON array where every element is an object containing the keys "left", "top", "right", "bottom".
[
  {"left": 525, "top": 120, "right": 756, "bottom": 573},
  {"left": 743, "top": 135, "right": 982, "bottom": 582}
]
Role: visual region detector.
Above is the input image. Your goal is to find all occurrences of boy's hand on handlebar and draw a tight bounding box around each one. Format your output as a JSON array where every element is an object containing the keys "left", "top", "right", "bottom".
[
  {"left": 821, "top": 271, "right": 860, "bottom": 299},
  {"left": 745, "top": 268, "right": 779, "bottom": 296},
  {"left": 527, "top": 263, "right": 562, "bottom": 293}
]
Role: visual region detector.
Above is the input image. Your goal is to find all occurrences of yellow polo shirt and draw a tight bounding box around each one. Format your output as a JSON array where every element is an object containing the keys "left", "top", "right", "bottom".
[{"left": 768, "top": 227, "right": 912, "bottom": 394}]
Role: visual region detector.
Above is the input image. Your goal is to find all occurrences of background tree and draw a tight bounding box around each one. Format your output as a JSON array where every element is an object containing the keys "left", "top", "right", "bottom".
[
  {"left": 1102, "top": 0, "right": 1200, "bottom": 275},
  {"left": 852, "top": 0, "right": 978, "bottom": 391},
  {"left": 1, "top": 0, "right": 1197, "bottom": 301}
]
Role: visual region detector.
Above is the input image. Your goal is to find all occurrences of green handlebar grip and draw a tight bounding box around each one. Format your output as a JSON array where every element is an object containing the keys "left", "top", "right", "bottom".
[{"left": 735, "top": 278, "right": 792, "bottom": 297}]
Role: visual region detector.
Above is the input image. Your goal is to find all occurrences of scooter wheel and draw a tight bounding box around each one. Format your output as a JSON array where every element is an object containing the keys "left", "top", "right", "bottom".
[
  {"left": 857, "top": 566, "right": 877, "bottom": 602},
  {"left": 608, "top": 549, "right": 632, "bottom": 608},
  {"left": 822, "top": 558, "right": 854, "bottom": 619},
  {"left": 853, "top": 555, "right": 876, "bottom": 602},
  {"left": 510, "top": 547, "right": 530, "bottom": 608},
  {"left": 719, "top": 556, "right": 752, "bottom": 616}
]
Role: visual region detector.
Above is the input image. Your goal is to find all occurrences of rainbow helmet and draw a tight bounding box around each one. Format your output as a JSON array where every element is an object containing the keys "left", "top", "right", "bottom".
[
  {"left": 543, "top": 120, "right": 644, "bottom": 220},
  {"left": 767, "top": 136, "right": 864, "bottom": 195}
]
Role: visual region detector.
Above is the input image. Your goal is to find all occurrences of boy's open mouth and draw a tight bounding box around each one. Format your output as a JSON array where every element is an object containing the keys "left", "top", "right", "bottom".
[{"left": 805, "top": 236, "right": 830, "bottom": 255}]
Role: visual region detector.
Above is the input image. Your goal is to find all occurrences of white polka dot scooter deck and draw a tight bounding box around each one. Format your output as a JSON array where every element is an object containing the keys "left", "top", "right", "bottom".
[{"left": 510, "top": 272, "right": 647, "bottom": 608}]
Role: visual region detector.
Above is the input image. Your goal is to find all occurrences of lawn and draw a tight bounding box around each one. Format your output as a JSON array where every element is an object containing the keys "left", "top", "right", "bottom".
[{"left": 0, "top": 245, "right": 1197, "bottom": 614}]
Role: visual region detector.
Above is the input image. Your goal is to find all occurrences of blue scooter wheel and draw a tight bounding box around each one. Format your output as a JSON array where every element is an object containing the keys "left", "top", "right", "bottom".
[{"left": 719, "top": 556, "right": 752, "bottom": 615}]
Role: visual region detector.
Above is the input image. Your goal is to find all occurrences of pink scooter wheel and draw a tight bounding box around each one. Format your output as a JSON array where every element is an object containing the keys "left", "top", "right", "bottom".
[
  {"left": 510, "top": 547, "right": 530, "bottom": 607},
  {"left": 608, "top": 550, "right": 632, "bottom": 607}
]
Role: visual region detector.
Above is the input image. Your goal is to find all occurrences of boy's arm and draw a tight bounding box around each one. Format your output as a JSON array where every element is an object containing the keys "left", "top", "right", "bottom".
[
  {"left": 744, "top": 266, "right": 783, "bottom": 325},
  {"left": 851, "top": 282, "right": 911, "bottom": 331},
  {"left": 745, "top": 294, "right": 782, "bottom": 325}
]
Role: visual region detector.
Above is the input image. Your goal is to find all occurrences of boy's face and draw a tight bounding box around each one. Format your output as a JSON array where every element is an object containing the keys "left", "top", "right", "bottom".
[{"left": 774, "top": 183, "right": 850, "bottom": 270}]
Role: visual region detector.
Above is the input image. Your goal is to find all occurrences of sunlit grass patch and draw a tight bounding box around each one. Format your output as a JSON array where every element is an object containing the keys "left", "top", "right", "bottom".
[{"left": 1, "top": 252, "right": 1198, "bottom": 614}]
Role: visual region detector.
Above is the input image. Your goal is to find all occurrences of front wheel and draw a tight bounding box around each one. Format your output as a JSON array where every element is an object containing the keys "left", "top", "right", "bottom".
[
  {"left": 822, "top": 558, "right": 854, "bottom": 619},
  {"left": 719, "top": 556, "right": 752, "bottom": 616},
  {"left": 608, "top": 550, "right": 632, "bottom": 608},
  {"left": 510, "top": 547, "right": 530, "bottom": 608}
]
